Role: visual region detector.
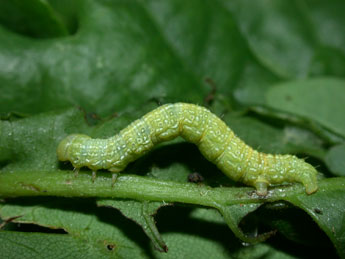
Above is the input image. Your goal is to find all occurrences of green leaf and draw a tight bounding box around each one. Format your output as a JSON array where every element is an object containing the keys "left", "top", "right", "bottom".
[
  {"left": 1, "top": 172, "right": 344, "bottom": 257},
  {"left": 0, "top": 102, "right": 335, "bottom": 256},
  {"left": 0, "top": 231, "right": 113, "bottom": 259},
  {"left": 305, "top": 0, "right": 345, "bottom": 55},
  {"left": 0, "top": 0, "right": 68, "bottom": 38},
  {"left": 325, "top": 144, "right": 345, "bottom": 176},
  {"left": 0, "top": 0, "right": 214, "bottom": 116},
  {"left": 151, "top": 206, "right": 307, "bottom": 259},
  {"left": 217, "top": 203, "right": 274, "bottom": 243},
  {"left": 1, "top": 0, "right": 345, "bottom": 257},
  {"left": 0, "top": 108, "right": 88, "bottom": 171},
  {"left": 224, "top": 114, "right": 326, "bottom": 160},
  {"left": 248, "top": 202, "right": 332, "bottom": 247},
  {"left": 98, "top": 199, "right": 169, "bottom": 252},
  {"left": 0, "top": 198, "right": 150, "bottom": 258},
  {"left": 266, "top": 78, "right": 345, "bottom": 139},
  {"left": 224, "top": 0, "right": 315, "bottom": 79},
  {"left": 283, "top": 178, "right": 345, "bottom": 257}
]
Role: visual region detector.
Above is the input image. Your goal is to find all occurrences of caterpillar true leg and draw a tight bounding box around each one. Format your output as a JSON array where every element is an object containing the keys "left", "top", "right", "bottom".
[
  {"left": 92, "top": 171, "right": 97, "bottom": 182},
  {"left": 73, "top": 167, "right": 80, "bottom": 178},
  {"left": 109, "top": 167, "right": 122, "bottom": 187},
  {"left": 57, "top": 103, "right": 318, "bottom": 195},
  {"left": 254, "top": 179, "right": 269, "bottom": 196},
  {"left": 111, "top": 173, "right": 118, "bottom": 187}
]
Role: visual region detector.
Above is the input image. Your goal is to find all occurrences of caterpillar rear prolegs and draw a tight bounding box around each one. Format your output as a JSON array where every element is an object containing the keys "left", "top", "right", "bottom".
[{"left": 57, "top": 103, "right": 318, "bottom": 196}]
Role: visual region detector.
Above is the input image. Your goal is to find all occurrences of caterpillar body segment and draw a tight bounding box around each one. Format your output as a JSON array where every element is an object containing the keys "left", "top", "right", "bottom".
[{"left": 57, "top": 103, "right": 318, "bottom": 195}]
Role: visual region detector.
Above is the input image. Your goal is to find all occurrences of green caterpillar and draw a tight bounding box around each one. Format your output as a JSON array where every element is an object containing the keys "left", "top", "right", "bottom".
[{"left": 57, "top": 103, "right": 318, "bottom": 196}]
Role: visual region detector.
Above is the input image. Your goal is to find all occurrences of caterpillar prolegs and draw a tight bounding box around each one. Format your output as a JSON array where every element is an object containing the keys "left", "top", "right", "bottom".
[{"left": 57, "top": 103, "right": 318, "bottom": 196}]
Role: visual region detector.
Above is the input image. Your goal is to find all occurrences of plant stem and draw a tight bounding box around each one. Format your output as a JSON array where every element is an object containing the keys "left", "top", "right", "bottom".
[
  {"left": 0, "top": 170, "right": 339, "bottom": 207},
  {"left": 0, "top": 171, "right": 246, "bottom": 206}
]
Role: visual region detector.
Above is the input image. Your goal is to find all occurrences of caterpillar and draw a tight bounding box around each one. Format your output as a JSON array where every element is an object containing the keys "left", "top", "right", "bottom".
[{"left": 57, "top": 103, "right": 318, "bottom": 196}]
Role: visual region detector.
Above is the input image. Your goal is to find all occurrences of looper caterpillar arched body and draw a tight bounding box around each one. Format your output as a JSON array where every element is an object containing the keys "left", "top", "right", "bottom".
[{"left": 57, "top": 103, "right": 318, "bottom": 196}]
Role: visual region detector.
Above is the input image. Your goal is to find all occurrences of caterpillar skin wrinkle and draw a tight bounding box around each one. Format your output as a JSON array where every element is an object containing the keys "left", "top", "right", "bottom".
[{"left": 57, "top": 103, "right": 318, "bottom": 196}]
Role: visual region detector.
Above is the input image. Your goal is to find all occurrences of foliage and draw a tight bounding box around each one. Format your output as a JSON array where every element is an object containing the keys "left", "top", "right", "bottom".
[{"left": 0, "top": 0, "right": 344, "bottom": 258}]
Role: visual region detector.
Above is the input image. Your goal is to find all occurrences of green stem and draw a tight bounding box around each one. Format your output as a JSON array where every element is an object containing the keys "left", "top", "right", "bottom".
[
  {"left": 0, "top": 170, "right": 312, "bottom": 207},
  {"left": 1, "top": 171, "right": 344, "bottom": 252}
]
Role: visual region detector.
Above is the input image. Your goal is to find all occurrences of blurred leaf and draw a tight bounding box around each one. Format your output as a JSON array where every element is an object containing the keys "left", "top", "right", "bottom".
[
  {"left": 223, "top": 114, "right": 326, "bottom": 159},
  {"left": 305, "top": 0, "right": 345, "bottom": 55},
  {"left": 325, "top": 144, "right": 345, "bottom": 176},
  {"left": 266, "top": 78, "right": 345, "bottom": 138},
  {"left": 223, "top": 0, "right": 315, "bottom": 79},
  {"left": 0, "top": 0, "right": 220, "bottom": 116},
  {"left": 0, "top": 0, "right": 68, "bottom": 38}
]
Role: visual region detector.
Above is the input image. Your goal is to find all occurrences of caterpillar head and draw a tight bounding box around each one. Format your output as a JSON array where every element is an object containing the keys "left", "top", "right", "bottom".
[{"left": 57, "top": 134, "right": 90, "bottom": 163}]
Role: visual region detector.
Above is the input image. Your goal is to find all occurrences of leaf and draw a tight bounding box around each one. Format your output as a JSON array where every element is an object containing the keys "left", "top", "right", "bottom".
[
  {"left": 0, "top": 108, "right": 88, "bottom": 171},
  {"left": 223, "top": 0, "right": 315, "bottom": 79},
  {"left": 142, "top": 0, "right": 250, "bottom": 96},
  {"left": 98, "top": 198, "right": 273, "bottom": 247},
  {"left": 266, "top": 78, "right": 345, "bottom": 138},
  {"left": 247, "top": 202, "right": 332, "bottom": 247},
  {"left": 0, "top": 0, "right": 212, "bottom": 116},
  {"left": 305, "top": 0, "right": 345, "bottom": 55},
  {"left": 217, "top": 203, "right": 275, "bottom": 243},
  {"left": 0, "top": 198, "right": 150, "bottom": 258},
  {"left": 98, "top": 199, "right": 169, "bottom": 252},
  {"left": 1, "top": 199, "right": 322, "bottom": 259},
  {"left": 233, "top": 60, "right": 279, "bottom": 106},
  {"left": 151, "top": 206, "right": 308, "bottom": 259},
  {"left": 0, "top": 103, "right": 334, "bottom": 256},
  {"left": 325, "top": 144, "right": 345, "bottom": 176},
  {"left": 223, "top": 114, "right": 326, "bottom": 159},
  {"left": 0, "top": 0, "right": 68, "bottom": 38},
  {"left": 0, "top": 231, "right": 113, "bottom": 259},
  {"left": 1, "top": 173, "right": 344, "bottom": 257},
  {"left": 283, "top": 178, "right": 345, "bottom": 257},
  {"left": 1, "top": 0, "right": 345, "bottom": 257}
]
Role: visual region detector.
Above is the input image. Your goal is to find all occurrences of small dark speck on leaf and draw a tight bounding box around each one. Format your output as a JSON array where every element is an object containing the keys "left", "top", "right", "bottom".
[
  {"left": 314, "top": 208, "right": 323, "bottom": 215},
  {"left": 188, "top": 172, "right": 204, "bottom": 183},
  {"left": 106, "top": 244, "right": 116, "bottom": 251}
]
